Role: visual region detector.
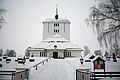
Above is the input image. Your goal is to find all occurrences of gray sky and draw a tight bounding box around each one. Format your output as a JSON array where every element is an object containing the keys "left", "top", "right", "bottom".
[{"left": 0, "top": 0, "right": 100, "bottom": 55}]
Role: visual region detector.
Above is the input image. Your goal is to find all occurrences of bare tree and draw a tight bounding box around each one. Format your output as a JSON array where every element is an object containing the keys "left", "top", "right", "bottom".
[
  {"left": 25, "top": 50, "right": 30, "bottom": 57},
  {"left": 4, "top": 49, "right": 16, "bottom": 57},
  {"left": 0, "top": 8, "right": 7, "bottom": 29},
  {"left": 25, "top": 47, "right": 30, "bottom": 57},
  {"left": 86, "top": 0, "right": 120, "bottom": 55},
  {"left": 94, "top": 50, "right": 103, "bottom": 57},
  {"left": 0, "top": 49, "right": 3, "bottom": 56},
  {"left": 83, "top": 46, "right": 90, "bottom": 57}
]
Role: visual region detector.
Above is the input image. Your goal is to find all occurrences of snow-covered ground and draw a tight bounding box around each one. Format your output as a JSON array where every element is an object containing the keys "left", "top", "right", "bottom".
[
  {"left": 0, "top": 57, "right": 48, "bottom": 80},
  {"left": 0, "top": 57, "right": 48, "bottom": 71},
  {"left": 29, "top": 57, "right": 120, "bottom": 80},
  {"left": 99, "top": 78, "right": 120, "bottom": 80},
  {"left": 29, "top": 58, "right": 77, "bottom": 80},
  {"left": 0, "top": 57, "right": 120, "bottom": 80}
]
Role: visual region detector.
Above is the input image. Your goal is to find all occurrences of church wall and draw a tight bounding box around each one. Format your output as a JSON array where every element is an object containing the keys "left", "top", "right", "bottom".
[
  {"left": 47, "top": 50, "right": 64, "bottom": 57},
  {"left": 70, "top": 50, "right": 81, "bottom": 57},
  {"left": 28, "top": 49, "right": 81, "bottom": 58},
  {"left": 43, "top": 22, "right": 70, "bottom": 41},
  {"left": 28, "top": 50, "right": 47, "bottom": 57},
  {"left": 43, "top": 23, "right": 54, "bottom": 40},
  {"left": 29, "top": 50, "right": 40, "bottom": 57},
  {"left": 59, "top": 23, "right": 70, "bottom": 40}
]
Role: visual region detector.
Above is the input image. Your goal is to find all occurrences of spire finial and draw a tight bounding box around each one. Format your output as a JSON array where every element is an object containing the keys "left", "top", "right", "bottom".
[
  {"left": 55, "top": 5, "right": 58, "bottom": 20},
  {"left": 56, "top": 5, "right": 58, "bottom": 15}
]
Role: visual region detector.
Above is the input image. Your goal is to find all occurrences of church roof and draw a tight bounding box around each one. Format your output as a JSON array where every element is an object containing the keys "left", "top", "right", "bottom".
[
  {"left": 45, "top": 42, "right": 81, "bottom": 50},
  {"left": 43, "top": 34, "right": 69, "bottom": 42},
  {"left": 27, "top": 34, "right": 82, "bottom": 51},
  {"left": 43, "top": 18, "right": 70, "bottom": 23},
  {"left": 28, "top": 42, "right": 82, "bottom": 51}
]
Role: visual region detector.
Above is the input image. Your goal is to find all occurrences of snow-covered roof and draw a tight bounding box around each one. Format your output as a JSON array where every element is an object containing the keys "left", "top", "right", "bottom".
[
  {"left": 29, "top": 41, "right": 82, "bottom": 50},
  {"left": 43, "top": 18, "right": 70, "bottom": 23},
  {"left": 43, "top": 34, "right": 69, "bottom": 42},
  {"left": 27, "top": 48, "right": 45, "bottom": 51},
  {"left": 28, "top": 34, "right": 82, "bottom": 50},
  {"left": 92, "top": 55, "right": 105, "bottom": 62},
  {"left": 45, "top": 42, "right": 82, "bottom": 50},
  {"left": 31, "top": 42, "right": 51, "bottom": 49},
  {"left": 84, "top": 54, "right": 94, "bottom": 60}
]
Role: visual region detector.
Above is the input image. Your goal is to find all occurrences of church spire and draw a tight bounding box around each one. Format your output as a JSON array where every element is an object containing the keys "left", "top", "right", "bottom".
[{"left": 55, "top": 5, "right": 58, "bottom": 20}]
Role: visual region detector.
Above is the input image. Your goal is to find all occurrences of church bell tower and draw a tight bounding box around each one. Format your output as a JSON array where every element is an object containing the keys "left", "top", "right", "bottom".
[{"left": 42, "top": 5, "right": 70, "bottom": 41}]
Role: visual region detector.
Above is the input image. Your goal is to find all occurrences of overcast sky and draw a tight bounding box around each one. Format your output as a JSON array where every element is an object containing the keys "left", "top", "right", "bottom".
[{"left": 0, "top": 0, "right": 100, "bottom": 56}]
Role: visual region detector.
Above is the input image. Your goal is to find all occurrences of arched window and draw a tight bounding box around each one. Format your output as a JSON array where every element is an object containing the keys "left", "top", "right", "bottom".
[
  {"left": 65, "top": 52, "right": 66, "bottom": 57},
  {"left": 44, "top": 52, "right": 45, "bottom": 57},
  {"left": 21, "top": 74, "right": 22, "bottom": 78},
  {"left": 42, "top": 52, "right": 43, "bottom": 57},
  {"left": 68, "top": 52, "right": 69, "bottom": 57},
  {"left": 40, "top": 52, "right": 41, "bottom": 57},
  {"left": 70, "top": 52, "right": 71, "bottom": 57}
]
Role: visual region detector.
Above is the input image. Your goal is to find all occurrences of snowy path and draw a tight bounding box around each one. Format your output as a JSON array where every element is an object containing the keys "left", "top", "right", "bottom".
[
  {"left": 29, "top": 58, "right": 78, "bottom": 80},
  {"left": 29, "top": 58, "right": 120, "bottom": 80}
]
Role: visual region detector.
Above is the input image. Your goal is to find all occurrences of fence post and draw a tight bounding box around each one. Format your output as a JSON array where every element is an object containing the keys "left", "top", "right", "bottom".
[
  {"left": 110, "top": 73, "right": 112, "bottom": 78},
  {"left": 46, "top": 59, "right": 48, "bottom": 62},
  {"left": 43, "top": 61, "right": 44, "bottom": 65},
  {"left": 76, "top": 70, "right": 78, "bottom": 80},
  {"left": 12, "top": 72, "right": 14, "bottom": 80}
]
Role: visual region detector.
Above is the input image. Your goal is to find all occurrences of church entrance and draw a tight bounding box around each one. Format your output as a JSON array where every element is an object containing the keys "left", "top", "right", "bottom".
[{"left": 53, "top": 52, "right": 58, "bottom": 58}]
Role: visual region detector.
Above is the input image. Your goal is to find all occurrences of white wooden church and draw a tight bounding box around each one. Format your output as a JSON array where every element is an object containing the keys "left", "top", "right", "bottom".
[{"left": 26, "top": 7, "right": 82, "bottom": 58}]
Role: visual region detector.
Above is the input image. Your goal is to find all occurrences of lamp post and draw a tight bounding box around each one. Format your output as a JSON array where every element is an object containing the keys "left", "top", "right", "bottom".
[{"left": 80, "top": 57, "right": 84, "bottom": 65}]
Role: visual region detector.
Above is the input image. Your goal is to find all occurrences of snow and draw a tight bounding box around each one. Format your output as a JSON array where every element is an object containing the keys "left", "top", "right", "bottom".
[
  {"left": 43, "top": 18, "right": 70, "bottom": 23},
  {"left": 29, "top": 58, "right": 92, "bottom": 80},
  {"left": 43, "top": 34, "right": 69, "bottom": 42},
  {"left": 99, "top": 78, "right": 120, "bottom": 80},
  {"left": 29, "top": 36, "right": 82, "bottom": 50},
  {"left": 27, "top": 42, "right": 80, "bottom": 50},
  {"left": 0, "top": 57, "right": 48, "bottom": 71},
  {"left": 29, "top": 58, "right": 78, "bottom": 80},
  {"left": 105, "top": 58, "right": 120, "bottom": 72},
  {"left": 92, "top": 55, "right": 105, "bottom": 62},
  {"left": 0, "top": 57, "right": 120, "bottom": 80}
]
